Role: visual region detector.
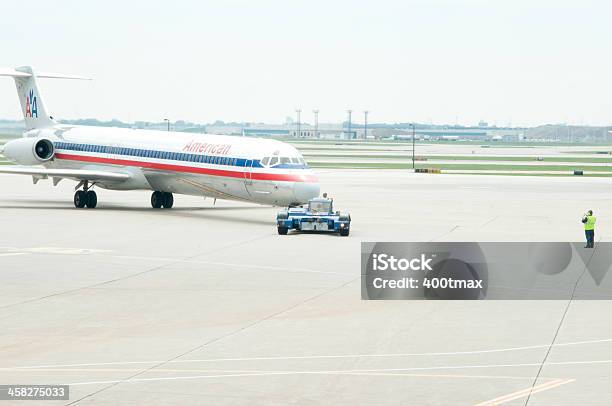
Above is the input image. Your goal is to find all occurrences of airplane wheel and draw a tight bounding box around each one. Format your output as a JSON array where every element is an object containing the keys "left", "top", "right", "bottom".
[
  {"left": 162, "top": 192, "right": 174, "bottom": 209},
  {"left": 74, "top": 190, "right": 86, "bottom": 208},
  {"left": 339, "top": 228, "right": 350, "bottom": 237},
  {"left": 151, "top": 191, "right": 163, "bottom": 209},
  {"left": 277, "top": 226, "right": 288, "bottom": 235},
  {"left": 85, "top": 191, "right": 97, "bottom": 208}
]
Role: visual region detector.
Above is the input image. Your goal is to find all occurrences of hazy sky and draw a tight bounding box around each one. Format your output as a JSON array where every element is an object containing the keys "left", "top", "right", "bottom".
[{"left": 1, "top": 0, "right": 611, "bottom": 126}]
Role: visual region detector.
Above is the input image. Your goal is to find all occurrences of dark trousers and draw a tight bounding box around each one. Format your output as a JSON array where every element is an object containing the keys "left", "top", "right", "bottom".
[{"left": 585, "top": 229, "right": 595, "bottom": 248}]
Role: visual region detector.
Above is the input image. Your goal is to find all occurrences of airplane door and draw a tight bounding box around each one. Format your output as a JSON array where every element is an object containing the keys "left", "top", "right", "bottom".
[{"left": 243, "top": 159, "right": 254, "bottom": 188}]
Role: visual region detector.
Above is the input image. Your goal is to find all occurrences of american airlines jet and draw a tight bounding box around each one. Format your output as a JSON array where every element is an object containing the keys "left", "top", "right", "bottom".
[{"left": 0, "top": 67, "right": 319, "bottom": 209}]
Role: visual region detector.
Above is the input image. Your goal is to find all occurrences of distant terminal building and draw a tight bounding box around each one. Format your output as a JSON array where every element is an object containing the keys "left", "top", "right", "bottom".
[
  {"left": 289, "top": 129, "right": 357, "bottom": 139},
  {"left": 244, "top": 128, "right": 290, "bottom": 137},
  {"left": 388, "top": 127, "right": 524, "bottom": 141},
  {"left": 288, "top": 129, "right": 318, "bottom": 138},
  {"left": 204, "top": 122, "right": 526, "bottom": 142}
]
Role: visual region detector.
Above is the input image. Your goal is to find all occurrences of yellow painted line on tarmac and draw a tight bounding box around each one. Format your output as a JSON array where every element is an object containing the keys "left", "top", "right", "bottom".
[{"left": 474, "top": 378, "right": 575, "bottom": 406}]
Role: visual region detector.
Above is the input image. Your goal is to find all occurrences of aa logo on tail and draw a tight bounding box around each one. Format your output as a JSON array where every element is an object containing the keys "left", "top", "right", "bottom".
[{"left": 25, "top": 89, "right": 38, "bottom": 118}]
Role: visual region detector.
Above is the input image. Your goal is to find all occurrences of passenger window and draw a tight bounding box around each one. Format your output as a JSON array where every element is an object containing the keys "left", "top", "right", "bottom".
[
  {"left": 270, "top": 156, "right": 279, "bottom": 166},
  {"left": 280, "top": 157, "right": 291, "bottom": 164},
  {"left": 262, "top": 157, "right": 270, "bottom": 166},
  {"left": 290, "top": 157, "right": 298, "bottom": 164}
]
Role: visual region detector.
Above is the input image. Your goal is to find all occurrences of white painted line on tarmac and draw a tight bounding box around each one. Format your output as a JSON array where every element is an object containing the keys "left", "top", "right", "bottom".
[
  {"left": 0, "top": 246, "right": 346, "bottom": 275},
  {"left": 21, "top": 358, "right": 607, "bottom": 387},
  {"left": 8, "top": 337, "right": 612, "bottom": 370},
  {"left": 62, "top": 365, "right": 578, "bottom": 387},
  {"left": 0, "top": 246, "right": 111, "bottom": 255},
  {"left": 0, "top": 253, "right": 27, "bottom": 257},
  {"left": 4, "top": 368, "right": 547, "bottom": 381},
  {"left": 66, "top": 371, "right": 298, "bottom": 386},
  {"left": 106, "top": 254, "right": 349, "bottom": 275}
]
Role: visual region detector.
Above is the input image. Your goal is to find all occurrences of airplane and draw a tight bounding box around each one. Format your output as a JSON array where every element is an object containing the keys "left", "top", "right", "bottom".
[{"left": 0, "top": 66, "right": 320, "bottom": 209}]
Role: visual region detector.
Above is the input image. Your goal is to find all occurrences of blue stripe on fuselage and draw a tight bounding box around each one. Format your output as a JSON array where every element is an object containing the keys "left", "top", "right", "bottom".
[{"left": 53, "top": 141, "right": 310, "bottom": 170}]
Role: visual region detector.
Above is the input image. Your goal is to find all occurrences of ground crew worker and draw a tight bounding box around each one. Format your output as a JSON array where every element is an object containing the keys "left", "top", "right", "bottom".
[{"left": 582, "top": 210, "right": 596, "bottom": 248}]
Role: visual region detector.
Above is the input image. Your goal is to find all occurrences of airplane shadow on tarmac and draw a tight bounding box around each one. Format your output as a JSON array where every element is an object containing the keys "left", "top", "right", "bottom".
[{"left": 0, "top": 199, "right": 273, "bottom": 226}]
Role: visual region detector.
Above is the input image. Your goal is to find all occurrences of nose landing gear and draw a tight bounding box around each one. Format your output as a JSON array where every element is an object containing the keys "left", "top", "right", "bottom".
[
  {"left": 151, "top": 191, "right": 174, "bottom": 209},
  {"left": 74, "top": 181, "right": 97, "bottom": 209}
]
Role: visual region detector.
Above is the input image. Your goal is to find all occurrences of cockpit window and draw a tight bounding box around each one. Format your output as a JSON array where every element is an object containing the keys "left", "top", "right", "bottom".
[{"left": 261, "top": 154, "right": 307, "bottom": 167}]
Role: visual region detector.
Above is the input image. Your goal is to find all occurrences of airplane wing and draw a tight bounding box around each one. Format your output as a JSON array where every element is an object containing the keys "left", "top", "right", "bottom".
[{"left": 0, "top": 166, "right": 131, "bottom": 183}]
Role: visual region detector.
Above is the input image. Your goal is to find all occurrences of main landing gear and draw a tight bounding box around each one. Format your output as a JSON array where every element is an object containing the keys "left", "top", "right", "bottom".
[
  {"left": 74, "top": 181, "right": 97, "bottom": 209},
  {"left": 151, "top": 191, "right": 173, "bottom": 209}
]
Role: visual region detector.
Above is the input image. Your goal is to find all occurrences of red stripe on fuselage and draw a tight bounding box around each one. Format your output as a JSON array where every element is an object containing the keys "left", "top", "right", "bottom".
[{"left": 54, "top": 153, "right": 318, "bottom": 183}]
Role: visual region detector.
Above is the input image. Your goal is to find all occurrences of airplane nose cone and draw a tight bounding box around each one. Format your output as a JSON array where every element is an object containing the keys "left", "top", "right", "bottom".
[{"left": 294, "top": 181, "right": 320, "bottom": 204}]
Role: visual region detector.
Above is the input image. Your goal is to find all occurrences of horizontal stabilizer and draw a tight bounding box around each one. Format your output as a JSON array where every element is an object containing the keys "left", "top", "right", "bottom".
[
  {"left": 0, "top": 166, "right": 130, "bottom": 182},
  {"left": 0, "top": 68, "right": 91, "bottom": 80}
]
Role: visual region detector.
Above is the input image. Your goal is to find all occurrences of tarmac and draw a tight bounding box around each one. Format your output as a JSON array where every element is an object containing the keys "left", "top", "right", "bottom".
[{"left": 1, "top": 169, "right": 612, "bottom": 405}]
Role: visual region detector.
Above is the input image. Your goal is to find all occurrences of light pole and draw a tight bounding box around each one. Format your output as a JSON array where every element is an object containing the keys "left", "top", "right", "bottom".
[
  {"left": 347, "top": 110, "right": 352, "bottom": 139},
  {"left": 295, "top": 109, "right": 301, "bottom": 137},
  {"left": 410, "top": 123, "right": 416, "bottom": 169},
  {"left": 163, "top": 118, "right": 170, "bottom": 132},
  {"left": 313, "top": 109, "right": 319, "bottom": 138},
  {"left": 364, "top": 110, "right": 369, "bottom": 140}
]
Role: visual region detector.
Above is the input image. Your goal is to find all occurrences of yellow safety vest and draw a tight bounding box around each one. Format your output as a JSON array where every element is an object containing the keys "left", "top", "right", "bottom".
[{"left": 584, "top": 215, "right": 596, "bottom": 231}]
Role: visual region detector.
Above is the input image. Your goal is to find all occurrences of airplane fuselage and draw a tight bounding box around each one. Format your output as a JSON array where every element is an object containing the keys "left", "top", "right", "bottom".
[{"left": 18, "top": 125, "right": 320, "bottom": 206}]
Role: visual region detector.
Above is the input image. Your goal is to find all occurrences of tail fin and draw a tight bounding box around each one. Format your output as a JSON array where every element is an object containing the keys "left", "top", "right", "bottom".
[{"left": 0, "top": 66, "right": 90, "bottom": 130}]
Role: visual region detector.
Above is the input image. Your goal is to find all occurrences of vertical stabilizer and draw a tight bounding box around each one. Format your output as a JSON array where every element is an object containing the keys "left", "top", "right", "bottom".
[
  {"left": 0, "top": 66, "right": 90, "bottom": 131},
  {"left": 13, "top": 66, "right": 55, "bottom": 130}
]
